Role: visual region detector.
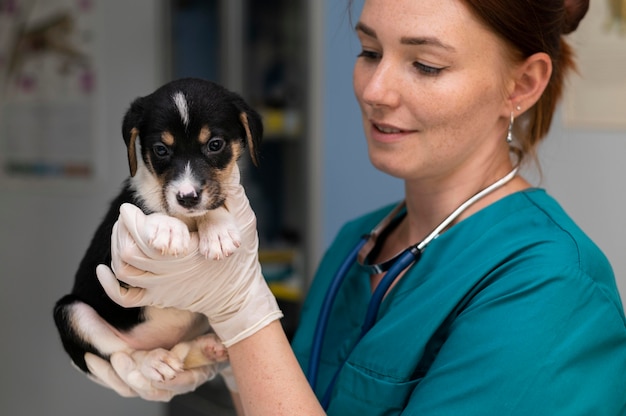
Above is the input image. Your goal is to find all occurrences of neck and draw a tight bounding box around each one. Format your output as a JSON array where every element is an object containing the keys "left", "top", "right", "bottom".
[{"left": 401, "top": 162, "right": 529, "bottom": 245}]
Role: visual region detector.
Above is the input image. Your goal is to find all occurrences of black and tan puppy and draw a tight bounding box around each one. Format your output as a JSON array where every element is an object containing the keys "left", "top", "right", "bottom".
[{"left": 54, "top": 78, "right": 262, "bottom": 380}]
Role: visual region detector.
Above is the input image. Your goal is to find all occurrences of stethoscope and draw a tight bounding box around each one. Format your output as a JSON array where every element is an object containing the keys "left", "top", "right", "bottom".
[{"left": 306, "top": 164, "right": 520, "bottom": 410}]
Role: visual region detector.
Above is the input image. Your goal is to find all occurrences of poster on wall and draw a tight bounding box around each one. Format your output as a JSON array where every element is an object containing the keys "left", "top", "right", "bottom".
[
  {"left": 0, "top": 0, "right": 97, "bottom": 182},
  {"left": 563, "top": 0, "right": 626, "bottom": 130}
]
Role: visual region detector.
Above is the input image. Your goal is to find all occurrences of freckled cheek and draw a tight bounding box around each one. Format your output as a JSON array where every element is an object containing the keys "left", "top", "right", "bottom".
[{"left": 419, "top": 81, "right": 494, "bottom": 131}]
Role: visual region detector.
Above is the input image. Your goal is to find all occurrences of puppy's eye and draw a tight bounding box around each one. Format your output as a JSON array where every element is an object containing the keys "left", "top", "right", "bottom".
[
  {"left": 152, "top": 143, "right": 171, "bottom": 158},
  {"left": 207, "top": 137, "right": 225, "bottom": 153}
]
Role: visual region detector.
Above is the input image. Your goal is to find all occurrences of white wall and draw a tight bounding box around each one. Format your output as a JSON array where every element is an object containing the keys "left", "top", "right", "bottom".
[{"left": 0, "top": 1, "right": 167, "bottom": 415}]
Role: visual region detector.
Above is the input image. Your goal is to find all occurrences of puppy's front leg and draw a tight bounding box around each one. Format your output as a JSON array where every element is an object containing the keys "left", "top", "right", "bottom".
[{"left": 197, "top": 206, "right": 241, "bottom": 260}]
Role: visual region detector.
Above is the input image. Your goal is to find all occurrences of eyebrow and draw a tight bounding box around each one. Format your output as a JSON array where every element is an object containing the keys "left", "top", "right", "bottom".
[{"left": 355, "top": 22, "right": 457, "bottom": 53}]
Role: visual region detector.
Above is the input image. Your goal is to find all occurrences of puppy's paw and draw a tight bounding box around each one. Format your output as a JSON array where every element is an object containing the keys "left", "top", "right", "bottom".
[
  {"left": 176, "top": 333, "right": 228, "bottom": 369},
  {"left": 139, "top": 348, "right": 185, "bottom": 382},
  {"left": 197, "top": 333, "right": 228, "bottom": 363},
  {"left": 144, "top": 213, "right": 191, "bottom": 256},
  {"left": 198, "top": 221, "right": 241, "bottom": 260}
]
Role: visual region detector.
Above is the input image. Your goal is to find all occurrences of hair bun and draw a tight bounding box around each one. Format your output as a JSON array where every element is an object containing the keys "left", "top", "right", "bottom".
[{"left": 563, "top": 0, "right": 590, "bottom": 34}]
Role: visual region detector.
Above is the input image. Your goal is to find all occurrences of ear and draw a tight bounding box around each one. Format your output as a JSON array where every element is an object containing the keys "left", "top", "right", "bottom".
[
  {"left": 506, "top": 52, "right": 552, "bottom": 114},
  {"left": 125, "top": 128, "right": 139, "bottom": 177},
  {"left": 239, "top": 112, "right": 262, "bottom": 166},
  {"left": 232, "top": 97, "right": 263, "bottom": 166},
  {"left": 121, "top": 98, "right": 144, "bottom": 177}
]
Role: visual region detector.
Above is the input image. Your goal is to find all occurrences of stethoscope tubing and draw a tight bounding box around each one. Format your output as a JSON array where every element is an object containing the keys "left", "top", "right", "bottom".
[
  {"left": 306, "top": 237, "right": 369, "bottom": 390},
  {"left": 361, "top": 247, "right": 421, "bottom": 336},
  {"left": 319, "top": 247, "right": 421, "bottom": 409}
]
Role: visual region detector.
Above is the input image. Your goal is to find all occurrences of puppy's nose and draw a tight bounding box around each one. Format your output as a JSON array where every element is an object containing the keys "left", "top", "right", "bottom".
[{"left": 176, "top": 190, "right": 200, "bottom": 208}]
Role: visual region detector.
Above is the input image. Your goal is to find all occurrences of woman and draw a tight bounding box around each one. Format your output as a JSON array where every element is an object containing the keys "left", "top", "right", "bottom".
[{"left": 90, "top": 0, "right": 626, "bottom": 414}]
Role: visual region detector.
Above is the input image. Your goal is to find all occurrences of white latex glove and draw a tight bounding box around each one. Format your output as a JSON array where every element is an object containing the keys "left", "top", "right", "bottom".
[
  {"left": 96, "top": 164, "right": 283, "bottom": 347},
  {"left": 83, "top": 346, "right": 229, "bottom": 401}
]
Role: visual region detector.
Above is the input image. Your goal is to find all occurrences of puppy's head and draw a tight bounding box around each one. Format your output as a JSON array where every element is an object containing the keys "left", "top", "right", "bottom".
[{"left": 122, "top": 78, "right": 263, "bottom": 217}]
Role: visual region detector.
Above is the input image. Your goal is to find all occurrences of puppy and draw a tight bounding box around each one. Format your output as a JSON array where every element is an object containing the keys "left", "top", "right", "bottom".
[{"left": 53, "top": 78, "right": 263, "bottom": 381}]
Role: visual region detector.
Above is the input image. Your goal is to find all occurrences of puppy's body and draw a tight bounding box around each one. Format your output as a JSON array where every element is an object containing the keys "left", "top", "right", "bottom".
[{"left": 54, "top": 78, "right": 262, "bottom": 378}]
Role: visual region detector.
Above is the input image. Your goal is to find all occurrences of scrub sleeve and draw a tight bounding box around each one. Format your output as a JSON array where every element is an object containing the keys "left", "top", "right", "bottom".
[{"left": 292, "top": 189, "right": 626, "bottom": 415}]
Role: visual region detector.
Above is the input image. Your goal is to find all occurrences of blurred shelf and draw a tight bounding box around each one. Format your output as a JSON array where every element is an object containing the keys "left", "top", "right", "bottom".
[{"left": 258, "top": 107, "right": 303, "bottom": 140}]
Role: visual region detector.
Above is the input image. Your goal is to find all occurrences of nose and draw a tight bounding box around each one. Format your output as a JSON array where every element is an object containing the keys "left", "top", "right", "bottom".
[
  {"left": 176, "top": 189, "right": 200, "bottom": 208},
  {"left": 359, "top": 59, "right": 401, "bottom": 109}
]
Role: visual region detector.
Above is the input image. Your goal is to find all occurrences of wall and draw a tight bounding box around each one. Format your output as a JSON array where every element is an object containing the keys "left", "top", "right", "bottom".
[
  {"left": 0, "top": 1, "right": 166, "bottom": 415},
  {"left": 321, "top": 0, "right": 403, "bottom": 251},
  {"left": 321, "top": 2, "right": 626, "bottom": 302}
]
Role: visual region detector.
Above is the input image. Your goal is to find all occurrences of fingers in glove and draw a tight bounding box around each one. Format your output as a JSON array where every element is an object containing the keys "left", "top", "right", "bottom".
[
  {"left": 96, "top": 264, "right": 148, "bottom": 308},
  {"left": 118, "top": 240, "right": 203, "bottom": 277},
  {"left": 110, "top": 352, "right": 177, "bottom": 402},
  {"left": 112, "top": 209, "right": 203, "bottom": 277},
  {"left": 110, "top": 218, "right": 163, "bottom": 277},
  {"left": 148, "top": 335, "right": 226, "bottom": 394},
  {"left": 152, "top": 363, "right": 221, "bottom": 395},
  {"left": 119, "top": 204, "right": 194, "bottom": 257},
  {"left": 121, "top": 348, "right": 220, "bottom": 397},
  {"left": 84, "top": 353, "right": 138, "bottom": 398}
]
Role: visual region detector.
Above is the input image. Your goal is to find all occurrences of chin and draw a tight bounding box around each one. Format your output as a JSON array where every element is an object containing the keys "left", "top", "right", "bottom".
[{"left": 368, "top": 151, "right": 410, "bottom": 179}]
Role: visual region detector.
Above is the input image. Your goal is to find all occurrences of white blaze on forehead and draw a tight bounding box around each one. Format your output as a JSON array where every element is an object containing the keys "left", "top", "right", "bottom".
[
  {"left": 172, "top": 91, "right": 189, "bottom": 127},
  {"left": 176, "top": 163, "right": 197, "bottom": 196}
]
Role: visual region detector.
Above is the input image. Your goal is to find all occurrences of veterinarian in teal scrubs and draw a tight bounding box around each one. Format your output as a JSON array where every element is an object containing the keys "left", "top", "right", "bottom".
[
  {"left": 291, "top": 190, "right": 626, "bottom": 414},
  {"left": 88, "top": 0, "right": 626, "bottom": 414}
]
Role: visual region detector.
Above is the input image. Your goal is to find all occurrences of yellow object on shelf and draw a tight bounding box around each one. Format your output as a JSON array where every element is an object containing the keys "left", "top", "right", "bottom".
[
  {"left": 259, "top": 248, "right": 297, "bottom": 264},
  {"left": 259, "top": 108, "right": 302, "bottom": 139},
  {"left": 269, "top": 281, "right": 303, "bottom": 302}
]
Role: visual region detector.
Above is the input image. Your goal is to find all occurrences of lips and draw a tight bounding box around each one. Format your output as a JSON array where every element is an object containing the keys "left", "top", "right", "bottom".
[
  {"left": 369, "top": 120, "right": 413, "bottom": 143},
  {"left": 374, "top": 124, "right": 404, "bottom": 134}
]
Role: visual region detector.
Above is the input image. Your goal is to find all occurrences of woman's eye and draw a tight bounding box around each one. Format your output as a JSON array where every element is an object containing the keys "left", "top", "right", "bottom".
[
  {"left": 413, "top": 62, "right": 445, "bottom": 76},
  {"left": 152, "top": 143, "right": 170, "bottom": 158},
  {"left": 357, "top": 49, "right": 381, "bottom": 60},
  {"left": 207, "top": 137, "right": 225, "bottom": 153}
]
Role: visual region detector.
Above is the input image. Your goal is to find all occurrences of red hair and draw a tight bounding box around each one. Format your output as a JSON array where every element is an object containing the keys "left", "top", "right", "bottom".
[{"left": 462, "top": 0, "right": 589, "bottom": 157}]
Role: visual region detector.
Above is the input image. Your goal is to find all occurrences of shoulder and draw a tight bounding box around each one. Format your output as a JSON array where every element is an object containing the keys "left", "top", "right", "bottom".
[
  {"left": 399, "top": 188, "right": 625, "bottom": 325},
  {"left": 454, "top": 188, "right": 624, "bottom": 320},
  {"left": 508, "top": 189, "right": 615, "bottom": 288},
  {"left": 461, "top": 188, "right": 613, "bottom": 277}
]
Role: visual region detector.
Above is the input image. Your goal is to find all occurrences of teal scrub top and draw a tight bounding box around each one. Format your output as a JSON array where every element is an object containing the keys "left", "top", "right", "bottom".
[{"left": 292, "top": 189, "right": 626, "bottom": 415}]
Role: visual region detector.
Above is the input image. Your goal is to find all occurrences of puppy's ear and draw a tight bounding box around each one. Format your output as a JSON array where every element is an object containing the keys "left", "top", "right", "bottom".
[
  {"left": 121, "top": 98, "right": 145, "bottom": 177},
  {"left": 125, "top": 128, "right": 139, "bottom": 177},
  {"left": 233, "top": 98, "right": 263, "bottom": 166}
]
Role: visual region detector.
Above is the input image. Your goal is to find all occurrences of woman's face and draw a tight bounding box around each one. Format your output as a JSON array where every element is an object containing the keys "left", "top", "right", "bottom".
[{"left": 353, "top": 0, "right": 516, "bottom": 184}]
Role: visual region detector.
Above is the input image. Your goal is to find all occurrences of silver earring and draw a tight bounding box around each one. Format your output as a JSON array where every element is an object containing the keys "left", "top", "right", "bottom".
[{"left": 506, "top": 112, "right": 515, "bottom": 144}]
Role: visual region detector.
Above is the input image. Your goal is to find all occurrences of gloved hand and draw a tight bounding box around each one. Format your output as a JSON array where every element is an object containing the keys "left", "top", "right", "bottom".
[
  {"left": 96, "top": 164, "right": 283, "bottom": 347},
  {"left": 83, "top": 344, "right": 230, "bottom": 401}
]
